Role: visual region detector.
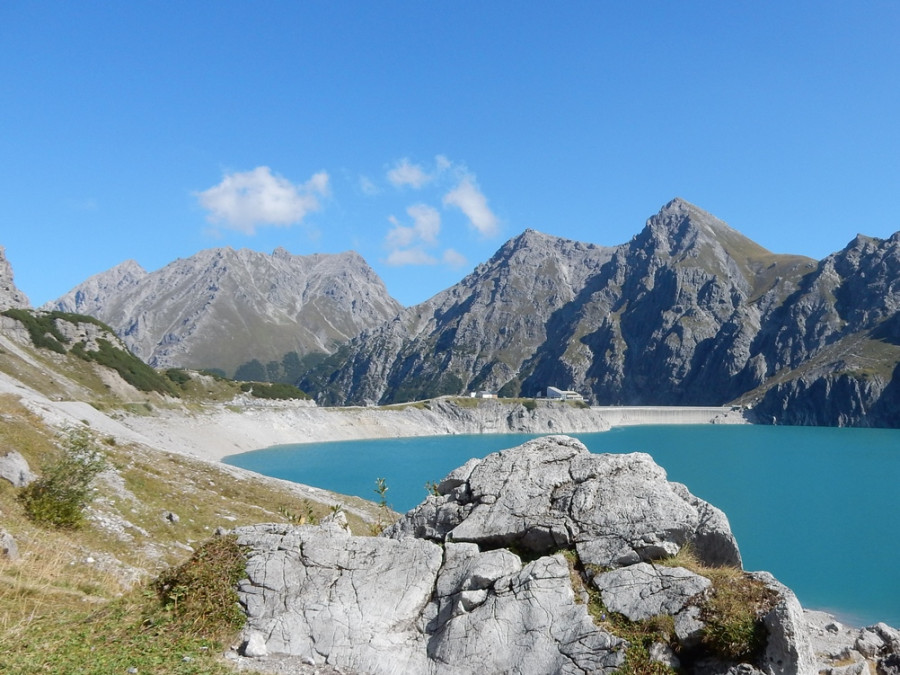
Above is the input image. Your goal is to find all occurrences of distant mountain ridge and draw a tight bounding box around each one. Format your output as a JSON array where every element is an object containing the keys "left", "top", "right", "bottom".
[
  {"left": 301, "top": 198, "right": 900, "bottom": 427},
  {"left": 49, "top": 246, "right": 401, "bottom": 377}
]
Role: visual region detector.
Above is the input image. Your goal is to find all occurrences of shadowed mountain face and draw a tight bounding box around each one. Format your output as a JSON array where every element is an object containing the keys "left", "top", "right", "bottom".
[
  {"left": 48, "top": 247, "right": 401, "bottom": 377},
  {"left": 301, "top": 199, "right": 900, "bottom": 427}
]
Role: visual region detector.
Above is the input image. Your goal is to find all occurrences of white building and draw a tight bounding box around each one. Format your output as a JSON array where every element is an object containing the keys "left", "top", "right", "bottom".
[{"left": 546, "top": 386, "right": 584, "bottom": 402}]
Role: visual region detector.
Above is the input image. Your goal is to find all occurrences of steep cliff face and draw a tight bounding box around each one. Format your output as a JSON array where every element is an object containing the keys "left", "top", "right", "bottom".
[
  {"left": 519, "top": 199, "right": 816, "bottom": 405},
  {"left": 49, "top": 247, "right": 401, "bottom": 376},
  {"left": 302, "top": 199, "right": 900, "bottom": 426},
  {"left": 302, "top": 230, "right": 615, "bottom": 404},
  {"left": 0, "top": 246, "right": 30, "bottom": 310}
]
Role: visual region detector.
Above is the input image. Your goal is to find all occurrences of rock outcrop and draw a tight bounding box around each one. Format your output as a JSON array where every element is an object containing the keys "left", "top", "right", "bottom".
[
  {"left": 0, "top": 450, "right": 37, "bottom": 487},
  {"left": 230, "top": 435, "right": 892, "bottom": 675},
  {"left": 386, "top": 435, "right": 741, "bottom": 569},
  {"left": 0, "top": 245, "right": 29, "bottom": 310}
]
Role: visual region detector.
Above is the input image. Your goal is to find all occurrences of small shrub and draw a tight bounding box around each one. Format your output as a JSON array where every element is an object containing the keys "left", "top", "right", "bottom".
[
  {"left": 278, "top": 500, "right": 319, "bottom": 525},
  {"left": 18, "top": 427, "right": 107, "bottom": 529},
  {"left": 370, "top": 477, "right": 394, "bottom": 535},
  {"left": 78, "top": 338, "right": 178, "bottom": 396},
  {"left": 153, "top": 535, "right": 247, "bottom": 636},
  {"left": 165, "top": 368, "right": 192, "bottom": 386},
  {"left": 522, "top": 398, "right": 537, "bottom": 412}
]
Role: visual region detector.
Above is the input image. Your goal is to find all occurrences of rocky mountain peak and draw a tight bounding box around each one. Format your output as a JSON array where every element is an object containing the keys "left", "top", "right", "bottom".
[
  {"left": 49, "top": 246, "right": 401, "bottom": 376},
  {"left": 0, "top": 245, "right": 30, "bottom": 310},
  {"left": 642, "top": 198, "right": 746, "bottom": 256}
]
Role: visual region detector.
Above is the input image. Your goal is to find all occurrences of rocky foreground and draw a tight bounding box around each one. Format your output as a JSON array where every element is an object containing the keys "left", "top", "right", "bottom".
[{"left": 225, "top": 436, "right": 900, "bottom": 675}]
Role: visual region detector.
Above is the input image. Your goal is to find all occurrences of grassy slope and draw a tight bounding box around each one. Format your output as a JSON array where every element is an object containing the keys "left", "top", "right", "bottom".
[{"left": 0, "top": 324, "right": 383, "bottom": 673}]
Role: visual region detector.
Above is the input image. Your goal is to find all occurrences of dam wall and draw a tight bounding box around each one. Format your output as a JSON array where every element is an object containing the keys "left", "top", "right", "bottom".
[{"left": 590, "top": 406, "right": 748, "bottom": 426}]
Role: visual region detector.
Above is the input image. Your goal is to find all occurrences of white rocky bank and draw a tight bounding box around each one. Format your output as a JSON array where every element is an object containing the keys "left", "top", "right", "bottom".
[{"left": 119, "top": 396, "right": 747, "bottom": 463}]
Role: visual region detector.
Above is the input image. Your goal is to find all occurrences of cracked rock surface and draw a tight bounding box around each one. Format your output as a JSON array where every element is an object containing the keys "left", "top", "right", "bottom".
[{"left": 387, "top": 435, "right": 741, "bottom": 568}]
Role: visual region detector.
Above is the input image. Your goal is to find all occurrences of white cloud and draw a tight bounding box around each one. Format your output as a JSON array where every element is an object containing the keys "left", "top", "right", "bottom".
[
  {"left": 442, "top": 248, "right": 467, "bottom": 268},
  {"left": 384, "top": 204, "right": 446, "bottom": 267},
  {"left": 387, "top": 158, "right": 431, "bottom": 189},
  {"left": 386, "top": 248, "right": 438, "bottom": 266},
  {"left": 443, "top": 175, "right": 499, "bottom": 236},
  {"left": 196, "top": 166, "right": 329, "bottom": 234},
  {"left": 407, "top": 204, "right": 440, "bottom": 244},
  {"left": 359, "top": 175, "right": 380, "bottom": 196},
  {"left": 435, "top": 154, "right": 452, "bottom": 173},
  {"left": 386, "top": 204, "right": 440, "bottom": 249}
]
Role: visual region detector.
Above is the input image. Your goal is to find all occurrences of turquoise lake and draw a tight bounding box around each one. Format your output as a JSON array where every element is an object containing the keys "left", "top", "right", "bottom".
[{"left": 223, "top": 425, "right": 900, "bottom": 627}]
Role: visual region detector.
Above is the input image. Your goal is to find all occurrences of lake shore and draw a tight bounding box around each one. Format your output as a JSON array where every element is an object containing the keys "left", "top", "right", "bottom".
[
  {"left": 1, "top": 363, "right": 749, "bottom": 464},
  {"left": 117, "top": 397, "right": 750, "bottom": 462}
]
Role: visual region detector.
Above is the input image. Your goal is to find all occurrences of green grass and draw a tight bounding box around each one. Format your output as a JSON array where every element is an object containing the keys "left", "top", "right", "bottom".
[
  {"left": 561, "top": 546, "right": 777, "bottom": 673},
  {"left": 0, "top": 389, "right": 381, "bottom": 673},
  {"left": 656, "top": 546, "right": 776, "bottom": 662},
  {"left": 1, "top": 538, "right": 256, "bottom": 675}
]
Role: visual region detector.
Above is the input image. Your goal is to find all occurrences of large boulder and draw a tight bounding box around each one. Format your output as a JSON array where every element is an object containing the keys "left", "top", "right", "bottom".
[
  {"left": 386, "top": 435, "right": 742, "bottom": 569},
  {"left": 0, "top": 450, "right": 37, "bottom": 487},
  {"left": 234, "top": 522, "right": 626, "bottom": 675}
]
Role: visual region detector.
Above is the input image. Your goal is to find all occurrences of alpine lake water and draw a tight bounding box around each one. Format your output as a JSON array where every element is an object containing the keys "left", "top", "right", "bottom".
[{"left": 224, "top": 424, "right": 900, "bottom": 628}]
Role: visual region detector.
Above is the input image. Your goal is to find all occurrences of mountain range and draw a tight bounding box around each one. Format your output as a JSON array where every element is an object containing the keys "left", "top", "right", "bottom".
[
  {"left": 300, "top": 198, "right": 900, "bottom": 426},
  {"left": 48, "top": 246, "right": 400, "bottom": 378},
  {"left": 13, "top": 197, "right": 900, "bottom": 427}
]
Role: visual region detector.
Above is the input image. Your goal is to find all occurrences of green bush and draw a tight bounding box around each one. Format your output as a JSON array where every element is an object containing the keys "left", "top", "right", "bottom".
[
  {"left": 1, "top": 308, "right": 68, "bottom": 353},
  {"left": 153, "top": 535, "right": 247, "bottom": 634},
  {"left": 18, "top": 428, "right": 107, "bottom": 529},
  {"left": 78, "top": 338, "right": 179, "bottom": 396},
  {"left": 165, "top": 368, "right": 192, "bottom": 386}
]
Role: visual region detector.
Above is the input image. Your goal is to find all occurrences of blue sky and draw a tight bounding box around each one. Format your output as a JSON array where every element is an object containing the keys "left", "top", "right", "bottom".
[{"left": 2, "top": 2, "right": 898, "bottom": 308}]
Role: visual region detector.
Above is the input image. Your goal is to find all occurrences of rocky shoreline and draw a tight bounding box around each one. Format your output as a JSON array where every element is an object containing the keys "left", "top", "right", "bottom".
[{"left": 227, "top": 436, "right": 900, "bottom": 675}]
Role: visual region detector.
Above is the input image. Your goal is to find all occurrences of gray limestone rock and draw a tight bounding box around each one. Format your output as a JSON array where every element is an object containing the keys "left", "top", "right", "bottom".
[
  {"left": 387, "top": 435, "right": 742, "bottom": 569},
  {"left": 0, "top": 529, "right": 18, "bottom": 561},
  {"left": 0, "top": 450, "right": 37, "bottom": 487},
  {"left": 752, "top": 571, "right": 817, "bottom": 675},
  {"left": 827, "top": 663, "right": 869, "bottom": 675},
  {"left": 592, "top": 562, "right": 710, "bottom": 622},
  {"left": 235, "top": 522, "right": 442, "bottom": 673},
  {"left": 229, "top": 437, "right": 898, "bottom": 675},
  {"left": 233, "top": 522, "right": 627, "bottom": 675},
  {"left": 426, "top": 553, "right": 625, "bottom": 675},
  {"left": 650, "top": 641, "right": 681, "bottom": 669},
  {"left": 879, "top": 654, "right": 900, "bottom": 675},
  {"left": 0, "top": 245, "right": 29, "bottom": 310},
  {"left": 241, "top": 630, "right": 269, "bottom": 658}
]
